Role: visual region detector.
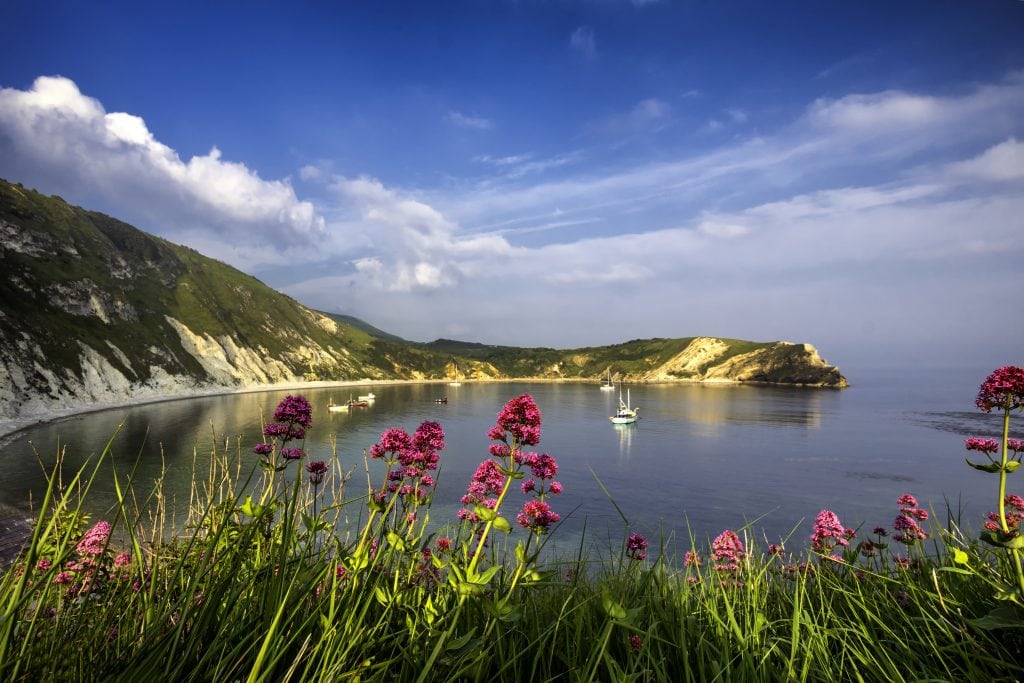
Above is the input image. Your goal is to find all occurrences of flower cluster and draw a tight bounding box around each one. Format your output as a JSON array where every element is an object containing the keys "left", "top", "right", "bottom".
[
  {"left": 965, "top": 437, "right": 1000, "bottom": 456},
  {"left": 306, "top": 460, "right": 328, "bottom": 486},
  {"left": 983, "top": 494, "right": 1024, "bottom": 540},
  {"left": 487, "top": 393, "right": 542, "bottom": 447},
  {"left": 975, "top": 365, "right": 1024, "bottom": 413},
  {"left": 44, "top": 520, "right": 132, "bottom": 599},
  {"left": 626, "top": 532, "right": 648, "bottom": 561},
  {"left": 460, "top": 394, "right": 562, "bottom": 536},
  {"left": 711, "top": 530, "right": 745, "bottom": 571},
  {"left": 516, "top": 499, "right": 560, "bottom": 534},
  {"left": 75, "top": 520, "right": 111, "bottom": 556},
  {"left": 254, "top": 395, "right": 313, "bottom": 464},
  {"left": 459, "top": 460, "right": 505, "bottom": 521},
  {"left": 371, "top": 421, "right": 445, "bottom": 504},
  {"left": 892, "top": 493, "right": 929, "bottom": 545},
  {"left": 810, "top": 509, "right": 855, "bottom": 553}
]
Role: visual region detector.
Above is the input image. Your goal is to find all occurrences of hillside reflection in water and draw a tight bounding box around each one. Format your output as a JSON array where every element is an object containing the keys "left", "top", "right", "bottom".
[{"left": 0, "top": 369, "right": 1005, "bottom": 550}]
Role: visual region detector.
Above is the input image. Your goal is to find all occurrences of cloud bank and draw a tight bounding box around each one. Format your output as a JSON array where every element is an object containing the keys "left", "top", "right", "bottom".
[
  {"left": 0, "top": 76, "right": 325, "bottom": 260},
  {"left": 1, "top": 73, "right": 1022, "bottom": 366}
]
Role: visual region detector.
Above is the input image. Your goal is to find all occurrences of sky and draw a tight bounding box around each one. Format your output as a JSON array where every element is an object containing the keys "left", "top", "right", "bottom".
[{"left": 1, "top": 0, "right": 1023, "bottom": 372}]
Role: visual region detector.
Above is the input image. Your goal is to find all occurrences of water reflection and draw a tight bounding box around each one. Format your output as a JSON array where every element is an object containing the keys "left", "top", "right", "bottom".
[
  {"left": 613, "top": 423, "right": 634, "bottom": 461},
  {"left": 0, "top": 376, "right": 994, "bottom": 547}
]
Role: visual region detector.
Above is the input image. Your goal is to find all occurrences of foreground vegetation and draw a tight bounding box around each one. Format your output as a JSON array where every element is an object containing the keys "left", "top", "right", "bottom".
[{"left": 1, "top": 369, "right": 1023, "bottom": 681}]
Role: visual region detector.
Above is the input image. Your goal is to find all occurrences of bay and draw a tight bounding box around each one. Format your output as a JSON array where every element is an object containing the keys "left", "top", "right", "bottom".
[{"left": 0, "top": 365, "right": 1016, "bottom": 554}]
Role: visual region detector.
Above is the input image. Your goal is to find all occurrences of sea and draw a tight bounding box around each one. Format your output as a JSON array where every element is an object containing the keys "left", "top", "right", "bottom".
[{"left": 0, "top": 364, "right": 1017, "bottom": 555}]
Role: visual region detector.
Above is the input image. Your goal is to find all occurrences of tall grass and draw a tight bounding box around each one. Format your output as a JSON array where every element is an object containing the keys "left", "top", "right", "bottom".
[{"left": 1, "top": 390, "right": 1023, "bottom": 682}]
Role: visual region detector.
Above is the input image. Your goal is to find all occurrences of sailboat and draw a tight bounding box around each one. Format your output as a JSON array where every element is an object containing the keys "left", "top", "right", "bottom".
[
  {"left": 600, "top": 369, "right": 615, "bottom": 391},
  {"left": 449, "top": 361, "right": 462, "bottom": 387},
  {"left": 609, "top": 386, "right": 639, "bottom": 424}
]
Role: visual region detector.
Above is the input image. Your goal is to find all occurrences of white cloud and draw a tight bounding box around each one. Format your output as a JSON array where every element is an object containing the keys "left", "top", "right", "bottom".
[
  {"left": 945, "top": 138, "right": 1024, "bottom": 182},
  {"left": 570, "top": 26, "right": 597, "bottom": 60},
  {"left": 0, "top": 76, "right": 325, "bottom": 256},
  {"left": 329, "top": 174, "right": 511, "bottom": 292},
  {"left": 445, "top": 110, "right": 494, "bottom": 130}
]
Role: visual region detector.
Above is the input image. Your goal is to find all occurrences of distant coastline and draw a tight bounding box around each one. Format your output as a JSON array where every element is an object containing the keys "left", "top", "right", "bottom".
[{"left": 0, "top": 374, "right": 846, "bottom": 443}]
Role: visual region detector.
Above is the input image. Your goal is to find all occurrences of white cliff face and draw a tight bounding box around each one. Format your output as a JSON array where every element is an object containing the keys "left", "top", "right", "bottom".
[
  {"left": 164, "top": 317, "right": 297, "bottom": 385},
  {"left": 0, "top": 316, "right": 312, "bottom": 427}
]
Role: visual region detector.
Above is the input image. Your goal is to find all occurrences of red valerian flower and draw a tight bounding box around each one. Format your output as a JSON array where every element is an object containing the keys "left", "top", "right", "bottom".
[{"left": 975, "top": 366, "right": 1024, "bottom": 413}]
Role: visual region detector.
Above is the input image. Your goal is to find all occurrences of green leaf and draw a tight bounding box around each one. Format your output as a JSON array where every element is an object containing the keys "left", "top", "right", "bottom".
[
  {"left": 1006, "top": 461, "right": 1021, "bottom": 473},
  {"left": 514, "top": 540, "right": 526, "bottom": 564},
  {"left": 498, "top": 465, "right": 524, "bottom": 479},
  {"left": 971, "top": 605, "right": 1024, "bottom": 629},
  {"left": 951, "top": 548, "right": 970, "bottom": 566},
  {"left": 602, "top": 590, "right": 627, "bottom": 621},
  {"left": 965, "top": 458, "right": 1001, "bottom": 473},
  {"left": 474, "top": 505, "right": 497, "bottom": 522},
  {"left": 374, "top": 586, "right": 390, "bottom": 606},
  {"left": 477, "top": 565, "right": 502, "bottom": 585},
  {"left": 386, "top": 531, "right": 406, "bottom": 552},
  {"left": 445, "top": 628, "right": 478, "bottom": 653},
  {"left": 981, "top": 530, "right": 1024, "bottom": 549},
  {"left": 493, "top": 516, "right": 512, "bottom": 534}
]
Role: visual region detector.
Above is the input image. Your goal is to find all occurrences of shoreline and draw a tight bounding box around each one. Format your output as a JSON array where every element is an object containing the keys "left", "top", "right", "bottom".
[{"left": 0, "top": 374, "right": 845, "bottom": 444}]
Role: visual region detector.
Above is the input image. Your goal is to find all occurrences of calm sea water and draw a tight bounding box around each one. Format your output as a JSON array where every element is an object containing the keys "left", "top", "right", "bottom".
[{"left": 0, "top": 366, "right": 1016, "bottom": 552}]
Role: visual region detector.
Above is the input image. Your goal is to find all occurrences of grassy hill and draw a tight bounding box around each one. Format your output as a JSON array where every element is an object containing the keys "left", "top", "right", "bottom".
[{"left": 0, "top": 178, "right": 846, "bottom": 422}]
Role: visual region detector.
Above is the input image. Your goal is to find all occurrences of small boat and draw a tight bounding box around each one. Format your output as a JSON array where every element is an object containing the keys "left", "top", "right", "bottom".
[
  {"left": 449, "top": 361, "right": 462, "bottom": 387},
  {"left": 327, "top": 399, "right": 349, "bottom": 413},
  {"left": 609, "top": 387, "right": 638, "bottom": 425},
  {"left": 600, "top": 369, "right": 615, "bottom": 391},
  {"left": 348, "top": 399, "right": 370, "bottom": 408},
  {"left": 435, "top": 397, "right": 448, "bottom": 404},
  {"left": 357, "top": 392, "right": 376, "bottom": 402}
]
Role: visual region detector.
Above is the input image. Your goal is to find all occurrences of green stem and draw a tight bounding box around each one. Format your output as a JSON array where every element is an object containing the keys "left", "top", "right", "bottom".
[
  {"left": 1000, "top": 406, "right": 1024, "bottom": 598},
  {"left": 998, "top": 406, "right": 1011, "bottom": 532}
]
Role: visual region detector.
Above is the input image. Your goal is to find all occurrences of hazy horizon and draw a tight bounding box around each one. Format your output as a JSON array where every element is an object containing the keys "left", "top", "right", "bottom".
[{"left": 2, "top": 1, "right": 1023, "bottom": 372}]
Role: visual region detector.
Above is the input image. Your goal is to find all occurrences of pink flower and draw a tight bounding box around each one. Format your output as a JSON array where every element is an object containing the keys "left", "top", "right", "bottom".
[
  {"left": 36, "top": 558, "right": 52, "bottom": 571},
  {"left": 684, "top": 550, "right": 701, "bottom": 567},
  {"left": 975, "top": 366, "right": 1024, "bottom": 413},
  {"left": 712, "top": 530, "right": 745, "bottom": 570},
  {"left": 273, "top": 394, "right": 313, "bottom": 428},
  {"left": 280, "top": 447, "right": 303, "bottom": 460},
  {"left": 521, "top": 479, "right": 536, "bottom": 494},
  {"left": 893, "top": 513, "right": 928, "bottom": 543},
  {"left": 490, "top": 394, "right": 542, "bottom": 446},
  {"left": 548, "top": 481, "right": 563, "bottom": 495},
  {"left": 810, "top": 509, "right": 850, "bottom": 552},
  {"left": 523, "top": 453, "right": 558, "bottom": 480},
  {"left": 1008, "top": 439, "right": 1024, "bottom": 453},
  {"left": 76, "top": 521, "right": 111, "bottom": 556},
  {"left": 113, "top": 551, "right": 132, "bottom": 568},
  {"left": 628, "top": 634, "right": 642, "bottom": 651},
  {"left": 435, "top": 537, "right": 452, "bottom": 554},
  {"left": 253, "top": 442, "right": 272, "bottom": 456},
  {"left": 626, "top": 532, "right": 648, "bottom": 561},
  {"left": 306, "top": 460, "right": 329, "bottom": 485},
  {"left": 965, "top": 437, "right": 1000, "bottom": 455},
  {"left": 516, "top": 499, "right": 560, "bottom": 533},
  {"left": 413, "top": 420, "right": 445, "bottom": 454},
  {"left": 370, "top": 428, "right": 413, "bottom": 459},
  {"left": 896, "top": 493, "right": 918, "bottom": 508}
]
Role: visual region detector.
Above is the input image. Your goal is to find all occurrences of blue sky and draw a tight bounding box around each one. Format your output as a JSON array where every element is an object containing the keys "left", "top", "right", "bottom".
[{"left": 2, "top": 1, "right": 1023, "bottom": 371}]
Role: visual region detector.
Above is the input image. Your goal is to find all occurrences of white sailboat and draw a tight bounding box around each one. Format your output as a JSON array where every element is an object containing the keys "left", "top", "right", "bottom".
[
  {"left": 600, "top": 369, "right": 615, "bottom": 391},
  {"left": 609, "top": 386, "right": 638, "bottom": 424},
  {"left": 449, "top": 362, "right": 462, "bottom": 387}
]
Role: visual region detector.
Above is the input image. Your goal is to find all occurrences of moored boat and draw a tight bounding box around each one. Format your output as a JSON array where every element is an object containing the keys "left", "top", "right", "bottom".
[
  {"left": 609, "top": 387, "right": 638, "bottom": 424},
  {"left": 600, "top": 369, "right": 615, "bottom": 391}
]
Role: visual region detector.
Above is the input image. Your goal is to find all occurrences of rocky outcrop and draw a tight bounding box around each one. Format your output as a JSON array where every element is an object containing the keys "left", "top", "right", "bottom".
[{"left": 638, "top": 337, "right": 846, "bottom": 387}]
